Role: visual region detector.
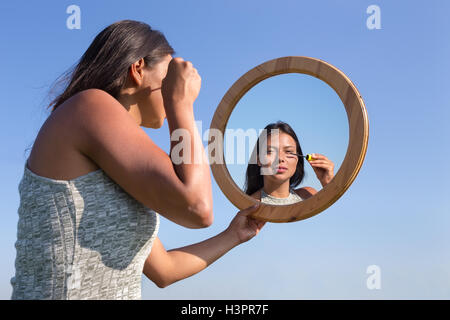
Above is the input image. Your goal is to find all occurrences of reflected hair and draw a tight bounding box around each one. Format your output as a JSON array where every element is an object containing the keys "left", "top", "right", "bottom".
[
  {"left": 243, "top": 121, "right": 305, "bottom": 195},
  {"left": 46, "top": 19, "right": 175, "bottom": 112}
]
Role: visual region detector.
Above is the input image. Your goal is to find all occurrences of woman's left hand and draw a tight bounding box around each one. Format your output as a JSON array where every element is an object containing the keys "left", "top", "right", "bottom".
[
  {"left": 307, "top": 153, "right": 335, "bottom": 187},
  {"left": 225, "top": 203, "right": 266, "bottom": 245}
]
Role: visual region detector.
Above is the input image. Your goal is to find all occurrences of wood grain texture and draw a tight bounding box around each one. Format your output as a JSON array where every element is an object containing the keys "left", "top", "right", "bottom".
[{"left": 208, "top": 56, "right": 369, "bottom": 223}]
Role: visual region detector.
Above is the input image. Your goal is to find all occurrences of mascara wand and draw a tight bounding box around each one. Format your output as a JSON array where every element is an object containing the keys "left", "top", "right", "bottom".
[{"left": 296, "top": 154, "right": 314, "bottom": 161}]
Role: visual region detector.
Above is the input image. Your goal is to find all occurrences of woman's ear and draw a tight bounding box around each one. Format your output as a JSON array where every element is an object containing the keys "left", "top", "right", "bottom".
[{"left": 129, "top": 58, "right": 146, "bottom": 87}]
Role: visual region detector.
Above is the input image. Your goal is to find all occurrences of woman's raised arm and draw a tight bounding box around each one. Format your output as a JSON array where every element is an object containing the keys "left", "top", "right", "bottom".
[{"left": 69, "top": 88, "right": 213, "bottom": 228}]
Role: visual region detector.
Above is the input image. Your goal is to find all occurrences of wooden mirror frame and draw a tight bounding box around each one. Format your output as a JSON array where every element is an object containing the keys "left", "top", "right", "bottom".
[{"left": 208, "top": 56, "right": 369, "bottom": 223}]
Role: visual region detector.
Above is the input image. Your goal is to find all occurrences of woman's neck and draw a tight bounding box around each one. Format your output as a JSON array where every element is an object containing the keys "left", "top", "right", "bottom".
[{"left": 262, "top": 179, "right": 291, "bottom": 198}]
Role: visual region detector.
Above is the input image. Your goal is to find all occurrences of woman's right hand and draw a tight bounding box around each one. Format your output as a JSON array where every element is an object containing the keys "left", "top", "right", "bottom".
[{"left": 161, "top": 57, "right": 201, "bottom": 108}]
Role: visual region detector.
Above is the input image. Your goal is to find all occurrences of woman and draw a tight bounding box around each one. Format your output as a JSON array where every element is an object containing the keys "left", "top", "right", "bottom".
[
  {"left": 244, "top": 121, "right": 335, "bottom": 205},
  {"left": 10, "top": 20, "right": 264, "bottom": 300}
]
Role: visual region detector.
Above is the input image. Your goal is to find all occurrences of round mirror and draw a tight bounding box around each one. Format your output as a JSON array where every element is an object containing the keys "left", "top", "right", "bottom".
[{"left": 208, "top": 56, "right": 369, "bottom": 223}]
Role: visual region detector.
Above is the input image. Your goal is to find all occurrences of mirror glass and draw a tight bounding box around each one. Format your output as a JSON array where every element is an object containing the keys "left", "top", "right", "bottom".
[{"left": 223, "top": 73, "right": 349, "bottom": 205}]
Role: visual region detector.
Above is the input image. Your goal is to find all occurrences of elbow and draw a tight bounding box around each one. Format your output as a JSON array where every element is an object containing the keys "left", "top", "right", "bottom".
[
  {"left": 197, "top": 202, "right": 213, "bottom": 228},
  {"left": 199, "top": 211, "right": 214, "bottom": 228},
  {"left": 156, "top": 278, "right": 182, "bottom": 289},
  {"left": 188, "top": 200, "right": 214, "bottom": 228},
  {"left": 153, "top": 274, "right": 180, "bottom": 288},
  {"left": 156, "top": 280, "right": 170, "bottom": 289},
  {"left": 149, "top": 274, "right": 172, "bottom": 289}
]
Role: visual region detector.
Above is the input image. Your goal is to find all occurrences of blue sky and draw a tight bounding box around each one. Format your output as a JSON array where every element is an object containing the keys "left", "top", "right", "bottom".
[{"left": 1, "top": 0, "right": 449, "bottom": 299}]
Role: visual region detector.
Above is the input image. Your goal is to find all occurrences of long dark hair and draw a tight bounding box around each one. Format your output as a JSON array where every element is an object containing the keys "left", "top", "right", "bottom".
[
  {"left": 243, "top": 121, "right": 305, "bottom": 195},
  {"left": 46, "top": 19, "right": 175, "bottom": 112}
]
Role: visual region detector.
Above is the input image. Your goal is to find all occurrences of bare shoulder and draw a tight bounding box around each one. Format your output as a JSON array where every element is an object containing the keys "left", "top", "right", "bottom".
[
  {"left": 67, "top": 89, "right": 140, "bottom": 151},
  {"left": 26, "top": 89, "right": 123, "bottom": 178},
  {"left": 55, "top": 88, "right": 130, "bottom": 138},
  {"left": 68, "top": 88, "right": 127, "bottom": 117},
  {"left": 294, "top": 187, "right": 317, "bottom": 200},
  {"left": 73, "top": 88, "right": 117, "bottom": 101}
]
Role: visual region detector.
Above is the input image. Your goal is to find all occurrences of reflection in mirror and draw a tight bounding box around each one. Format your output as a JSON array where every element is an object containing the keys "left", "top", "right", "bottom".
[{"left": 223, "top": 73, "right": 349, "bottom": 205}]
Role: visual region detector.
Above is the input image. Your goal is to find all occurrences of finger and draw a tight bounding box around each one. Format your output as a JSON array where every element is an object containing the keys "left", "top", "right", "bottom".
[
  {"left": 310, "top": 163, "right": 333, "bottom": 170},
  {"left": 172, "top": 57, "right": 184, "bottom": 64},
  {"left": 248, "top": 223, "right": 260, "bottom": 237},
  {"left": 310, "top": 163, "right": 333, "bottom": 171},
  {"left": 309, "top": 163, "right": 330, "bottom": 168},
  {"left": 257, "top": 221, "right": 266, "bottom": 230},
  {"left": 238, "top": 203, "right": 261, "bottom": 216},
  {"left": 310, "top": 153, "right": 327, "bottom": 160},
  {"left": 308, "top": 160, "right": 330, "bottom": 165},
  {"left": 310, "top": 163, "right": 330, "bottom": 169},
  {"left": 248, "top": 219, "right": 259, "bottom": 230},
  {"left": 247, "top": 217, "right": 266, "bottom": 231},
  {"left": 308, "top": 161, "right": 325, "bottom": 169}
]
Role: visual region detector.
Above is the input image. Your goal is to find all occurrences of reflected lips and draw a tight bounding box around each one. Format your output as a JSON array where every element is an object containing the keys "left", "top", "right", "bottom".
[{"left": 276, "top": 166, "right": 287, "bottom": 173}]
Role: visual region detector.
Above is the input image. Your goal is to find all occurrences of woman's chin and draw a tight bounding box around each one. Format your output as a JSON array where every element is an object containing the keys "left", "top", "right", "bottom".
[{"left": 265, "top": 173, "right": 292, "bottom": 183}]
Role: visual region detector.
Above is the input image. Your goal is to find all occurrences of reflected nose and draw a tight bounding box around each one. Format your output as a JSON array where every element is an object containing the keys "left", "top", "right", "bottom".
[{"left": 278, "top": 152, "right": 287, "bottom": 163}]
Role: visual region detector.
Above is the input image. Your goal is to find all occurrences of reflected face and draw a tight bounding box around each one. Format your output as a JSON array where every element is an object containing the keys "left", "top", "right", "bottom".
[
  {"left": 257, "top": 132, "right": 299, "bottom": 181},
  {"left": 139, "top": 54, "right": 172, "bottom": 128}
]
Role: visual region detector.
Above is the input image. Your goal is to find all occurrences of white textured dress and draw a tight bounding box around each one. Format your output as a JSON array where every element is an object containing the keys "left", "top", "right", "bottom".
[
  {"left": 10, "top": 161, "right": 159, "bottom": 300},
  {"left": 260, "top": 188, "right": 304, "bottom": 205}
]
